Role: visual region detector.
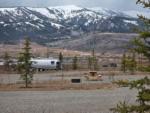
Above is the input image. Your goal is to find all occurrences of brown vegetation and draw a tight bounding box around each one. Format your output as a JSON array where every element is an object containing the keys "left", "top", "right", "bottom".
[
  {"left": 0, "top": 80, "right": 117, "bottom": 91},
  {"left": 0, "top": 43, "right": 90, "bottom": 58}
]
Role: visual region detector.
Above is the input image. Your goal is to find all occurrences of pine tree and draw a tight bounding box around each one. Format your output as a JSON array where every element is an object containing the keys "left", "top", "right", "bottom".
[
  {"left": 121, "top": 52, "right": 137, "bottom": 74},
  {"left": 132, "top": 1, "right": 150, "bottom": 64},
  {"left": 130, "top": 51, "right": 137, "bottom": 74},
  {"left": 17, "top": 38, "right": 34, "bottom": 88},
  {"left": 125, "top": 51, "right": 137, "bottom": 75},
  {"left": 88, "top": 56, "right": 92, "bottom": 70},
  {"left": 129, "top": 77, "right": 150, "bottom": 112},
  {"left": 121, "top": 53, "right": 127, "bottom": 73},
  {"left": 72, "top": 56, "right": 78, "bottom": 70},
  {"left": 59, "top": 52, "right": 63, "bottom": 69},
  {"left": 112, "top": 77, "right": 150, "bottom": 113},
  {"left": 88, "top": 56, "right": 98, "bottom": 71},
  {"left": 3, "top": 52, "right": 11, "bottom": 71},
  {"left": 112, "top": 0, "right": 150, "bottom": 113},
  {"left": 93, "top": 56, "right": 99, "bottom": 71}
]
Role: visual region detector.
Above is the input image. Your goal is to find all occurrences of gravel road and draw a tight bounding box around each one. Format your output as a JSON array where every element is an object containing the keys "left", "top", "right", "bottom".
[
  {"left": 0, "top": 71, "right": 146, "bottom": 113},
  {"left": 0, "top": 88, "right": 137, "bottom": 113}
]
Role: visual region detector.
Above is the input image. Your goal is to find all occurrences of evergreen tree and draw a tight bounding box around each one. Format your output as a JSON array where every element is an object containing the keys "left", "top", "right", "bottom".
[
  {"left": 129, "top": 77, "right": 150, "bottom": 112},
  {"left": 72, "top": 56, "right": 78, "bottom": 70},
  {"left": 17, "top": 38, "right": 34, "bottom": 88},
  {"left": 3, "top": 52, "right": 11, "bottom": 71},
  {"left": 93, "top": 56, "right": 99, "bottom": 71},
  {"left": 121, "top": 53, "right": 127, "bottom": 73},
  {"left": 121, "top": 53, "right": 137, "bottom": 74},
  {"left": 111, "top": 77, "right": 150, "bottom": 113},
  {"left": 112, "top": 0, "right": 150, "bottom": 113},
  {"left": 88, "top": 56, "right": 92, "bottom": 70},
  {"left": 87, "top": 56, "right": 98, "bottom": 70},
  {"left": 125, "top": 52, "right": 137, "bottom": 74},
  {"left": 59, "top": 52, "right": 63, "bottom": 69},
  {"left": 132, "top": 1, "right": 150, "bottom": 65},
  {"left": 130, "top": 51, "right": 137, "bottom": 74}
]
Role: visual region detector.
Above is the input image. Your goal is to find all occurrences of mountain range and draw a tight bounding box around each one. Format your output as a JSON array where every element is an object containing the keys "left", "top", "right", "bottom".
[{"left": 0, "top": 5, "right": 144, "bottom": 44}]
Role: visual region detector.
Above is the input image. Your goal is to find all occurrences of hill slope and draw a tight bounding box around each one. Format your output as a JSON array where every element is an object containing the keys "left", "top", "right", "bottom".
[{"left": 47, "top": 33, "right": 138, "bottom": 53}]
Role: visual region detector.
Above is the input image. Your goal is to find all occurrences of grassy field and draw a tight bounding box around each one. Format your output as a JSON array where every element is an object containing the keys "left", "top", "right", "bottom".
[{"left": 0, "top": 70, "right": 149, "bottom": 91}]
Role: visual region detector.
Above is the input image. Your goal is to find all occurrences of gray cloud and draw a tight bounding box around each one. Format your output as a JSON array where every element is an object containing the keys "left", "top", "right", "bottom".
[{"left": 0, "top": 0, "right": 147, "bottom": 11}]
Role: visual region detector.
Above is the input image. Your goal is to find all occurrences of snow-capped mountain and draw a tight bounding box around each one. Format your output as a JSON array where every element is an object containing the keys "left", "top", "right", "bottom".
[{"left": 0, "top": 5, "right": 143, "bottom": 43}]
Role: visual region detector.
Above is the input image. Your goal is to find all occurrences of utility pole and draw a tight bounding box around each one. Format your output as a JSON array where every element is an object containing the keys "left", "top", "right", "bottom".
[
  {"left": 46, "top": 47, "right": 49, "bottom": 58},
  {"left": 92, "top": 35, "right": 97, "bottom": 71}
]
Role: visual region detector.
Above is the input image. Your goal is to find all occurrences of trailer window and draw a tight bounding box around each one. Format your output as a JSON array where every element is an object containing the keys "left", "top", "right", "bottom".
[
  {"left": 51, "top": 61, "right": 55, "bottom": 65},
  {"left": 56, "top": 62, "right": 60, "bottom": 65},
  {"left": 32, "top": 61, "right": 37, "bottom": 64}
]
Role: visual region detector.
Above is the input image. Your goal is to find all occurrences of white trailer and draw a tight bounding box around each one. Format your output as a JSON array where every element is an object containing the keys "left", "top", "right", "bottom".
[{"left": 31, "top": 58, "right": 60, "bottom": 71}]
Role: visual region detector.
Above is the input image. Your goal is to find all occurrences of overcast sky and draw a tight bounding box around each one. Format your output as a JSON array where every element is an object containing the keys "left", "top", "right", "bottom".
[{"left": 0, "top": 0, "right": 148, "bottom": 11}]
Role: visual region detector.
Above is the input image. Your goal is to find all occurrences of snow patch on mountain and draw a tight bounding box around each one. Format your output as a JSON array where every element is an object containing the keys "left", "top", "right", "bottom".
[
  {"left": 25, "top": 22, "right": 40, "bottom": 29},
  {"left": 28, "top": 8, "right": 57, "bottom": 19},
  {"left": 3, "top": 24, "right": 9, "bottom": 27},
  {"left": 123, "top": 20, "right": 138, "bottom": 25},
  {"left": 0, "top": 21, "right": 4, "bottom": 24},
  {"left": 51, "top": 22, "right": 63, "bottom": 29}
]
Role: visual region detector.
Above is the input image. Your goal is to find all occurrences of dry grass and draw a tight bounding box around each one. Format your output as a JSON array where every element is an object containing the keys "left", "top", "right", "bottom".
[
  {"left": 0, "top": 80, "right": 117, "bottom": 91},
  {"left": 0, "top": 43, "right": 90, "bottom": 58}
]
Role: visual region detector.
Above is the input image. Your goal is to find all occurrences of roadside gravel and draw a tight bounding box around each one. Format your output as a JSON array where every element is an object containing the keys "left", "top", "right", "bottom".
[{"left": 0, "top": 88, "right": 137, "bottom": 113}]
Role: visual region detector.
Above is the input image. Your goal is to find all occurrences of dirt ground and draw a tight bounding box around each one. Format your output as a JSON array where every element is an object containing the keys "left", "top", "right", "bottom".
[
  {"left": 0, "top": 70, "right": 149, "bottom": 91},
  {"left": 0, "top": 80, "right": 117, "bottom": 91}
]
